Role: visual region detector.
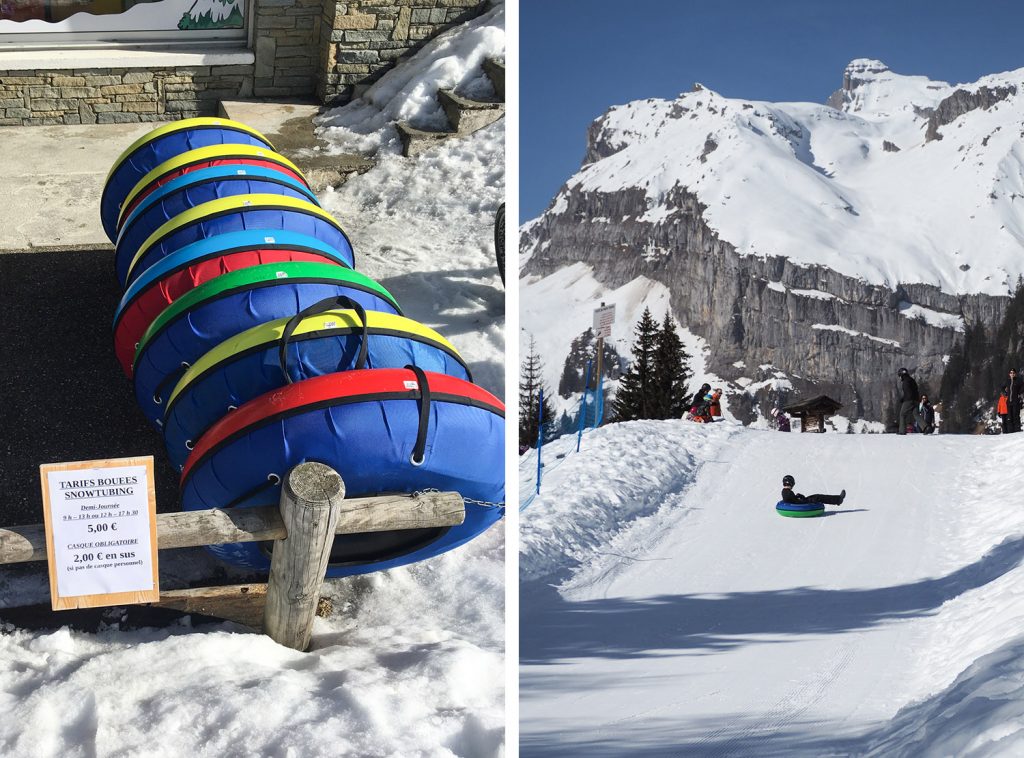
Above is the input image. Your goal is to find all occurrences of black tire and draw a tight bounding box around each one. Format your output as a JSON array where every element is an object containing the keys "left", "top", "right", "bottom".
[{"left": 495, "top": 202, "right": 505, "bottom": 285}]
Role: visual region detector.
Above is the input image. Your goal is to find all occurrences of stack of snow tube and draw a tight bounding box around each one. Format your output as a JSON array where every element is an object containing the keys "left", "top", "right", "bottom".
[
  {"left": 102, "top": 117, "right": 504, "bottom": 577},
  {"left": 775, "top": 501, "right": 825, "bottom": 518}
]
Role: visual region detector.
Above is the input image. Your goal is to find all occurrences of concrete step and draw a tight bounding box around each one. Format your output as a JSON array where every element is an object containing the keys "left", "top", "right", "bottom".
[
  {"left": 218, "top": 99, "right": 374, "bottom": 192},
  {"left": 482, "top": 58, "right": 505, "bottom": 100}
]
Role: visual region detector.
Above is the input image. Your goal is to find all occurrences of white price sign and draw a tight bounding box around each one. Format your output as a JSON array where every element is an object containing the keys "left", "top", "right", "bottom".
[
  {"left": 593, "top": 304, "right": 616, "bottom": 339},
  {"left": 40, "top": 457, "right": 160, "bottom": 611}
]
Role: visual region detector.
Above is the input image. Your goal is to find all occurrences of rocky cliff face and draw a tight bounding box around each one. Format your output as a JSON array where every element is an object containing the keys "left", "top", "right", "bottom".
[
  {"left": 522, "top": 183, "right": 1011, "bottom": 423},
  {"left": 522, "top": 60, "right": 1024, "bottom": 425}
]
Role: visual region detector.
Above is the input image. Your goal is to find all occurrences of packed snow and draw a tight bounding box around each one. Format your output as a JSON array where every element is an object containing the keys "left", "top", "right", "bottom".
[
  {"left": 316, "top": 1, "right": 504, "bottom": 155},
  {"left": 548, "top": 59, "right": 1024, "bottom": 297},
  {"left": 521, "top": 420, "right": 1024, "bottom": 756},
  {"left": 0, "top": 43, "right": 505, "bottom": 758}
]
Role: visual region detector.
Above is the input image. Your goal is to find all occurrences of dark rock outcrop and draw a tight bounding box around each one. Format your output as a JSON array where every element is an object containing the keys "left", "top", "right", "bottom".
[{"left": 925, "top": 85, "right": 1017, "bottom": 141}]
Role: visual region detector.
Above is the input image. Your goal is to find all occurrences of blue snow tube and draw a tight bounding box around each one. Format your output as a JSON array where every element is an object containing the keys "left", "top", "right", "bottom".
[
  {"left": 115, "top": 166, "right": 320, "bottom": 268},
  {"left": 179, "top": 368, "right": 505, "bottom": 576},
  {"left": 116, "top": 194, "right": 354, "bottom": 289},
  {"left": 160, "top": 300, "right": 472, "bottom": 470},
  {"left": 101, "top": 117, "right": 275, "bottom": 242},
  {"left": 775, "top": 501, "right": 826, "bottom": 518},
  {"left": 133, "top": 262, "right": 401, "bottom": 429}
]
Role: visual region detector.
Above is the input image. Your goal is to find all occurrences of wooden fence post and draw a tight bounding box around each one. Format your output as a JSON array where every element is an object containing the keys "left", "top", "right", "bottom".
[{"left": 262, "top": 462, "right": 344, "bottom": 651}]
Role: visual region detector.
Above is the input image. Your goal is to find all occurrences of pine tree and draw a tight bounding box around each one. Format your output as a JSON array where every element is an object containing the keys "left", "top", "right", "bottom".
[
  {"left": 519, "top": 336, "right": 555, "bottom": 449},
  {"left": 651, "top": 311, "right": 693, "bottom": 418},
  {"left": 613, "top": 307, "right": 660, "bottom": 421},
  {"left": 558, "top": 328, "right": 620, "bottom": 397}
]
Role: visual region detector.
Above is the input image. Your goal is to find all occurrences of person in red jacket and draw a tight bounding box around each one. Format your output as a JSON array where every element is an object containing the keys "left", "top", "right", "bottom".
[
  {"left": 709, "top": 388, "right": 723, "bottom": 418},
  {"left": 998, "top": 387, "right": 1011, "bottom": 434},
  {"left": 781, "top": 474, "right": 845, "bottom": 505}
]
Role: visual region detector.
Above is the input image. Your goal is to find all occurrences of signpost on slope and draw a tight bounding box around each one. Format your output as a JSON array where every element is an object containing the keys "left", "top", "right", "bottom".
[{"left": 592, "top": 302, "right": 615, "bottom": 413}]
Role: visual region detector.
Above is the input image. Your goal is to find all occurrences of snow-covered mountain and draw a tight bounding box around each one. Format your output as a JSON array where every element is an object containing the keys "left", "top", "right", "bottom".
[{"left": 522, "top": 60, "right": 1024, "bottom": 423}]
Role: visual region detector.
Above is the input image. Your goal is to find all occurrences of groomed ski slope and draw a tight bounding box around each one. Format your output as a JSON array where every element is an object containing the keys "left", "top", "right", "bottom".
[{"left": 521, "top": 422, "right": 1024, "bottom": 756}]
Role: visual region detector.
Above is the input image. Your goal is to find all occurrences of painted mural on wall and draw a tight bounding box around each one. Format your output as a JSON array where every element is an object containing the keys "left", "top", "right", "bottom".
[
  {"left": 178, "top": 0, "right": 242, "bottom": 29},
  {"left": 0, "top": 0, "right": 243, "bottom": 33}
]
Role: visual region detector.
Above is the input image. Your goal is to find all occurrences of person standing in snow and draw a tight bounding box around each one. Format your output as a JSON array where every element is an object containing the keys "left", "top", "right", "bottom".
[
  {"left": 771, "top": 407, "right": 791, "bottom": 432},
  {"left": 895, "top": 367, "right": 919, "bottom": 435},
  {"left": 916, "top": 395, "right": 936, "bottom": 434},
  {"left": 780, "top": 474, "right": 845, "bottom": 505},
  {"left": 709, "top": 388, "right": 723, "bottom": 418},
  {"left": 1007, "top": 369, "right": 1023, "bottom": 433},
  {"left": 998, "top": 387, "right": 1011, "bottom": 434}
]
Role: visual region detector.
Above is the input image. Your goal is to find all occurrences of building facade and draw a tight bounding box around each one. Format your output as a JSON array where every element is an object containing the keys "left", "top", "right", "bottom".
[{"left": 0, "top": 0, "right": 485, "bottom": 125}]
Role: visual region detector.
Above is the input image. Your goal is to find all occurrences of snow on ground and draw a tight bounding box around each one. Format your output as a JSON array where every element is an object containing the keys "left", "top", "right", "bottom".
[
  {"left": 0, "top": 102, "right": 505, "bottom": 758},
  {"left": 521, "top": 420, "right": 1024, "bottom": 756},
  {"left": 322, "top": 120, "right": 506, "bottom": 397},
  {"left": 316, "top": 1, "right": 504, "bottom": 155}
]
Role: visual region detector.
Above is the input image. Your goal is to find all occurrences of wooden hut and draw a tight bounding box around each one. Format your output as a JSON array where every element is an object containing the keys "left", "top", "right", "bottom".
[{"left": 782, "top": 395, "right": 843, "bottom": 433}]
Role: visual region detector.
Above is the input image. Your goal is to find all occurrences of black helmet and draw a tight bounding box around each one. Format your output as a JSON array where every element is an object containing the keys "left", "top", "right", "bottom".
[
  {"left": 898, "top": 367, "right": 909, "bottom": 376},
  {"left": 782, "top": 474, "right": 795, "bottom": 487}
]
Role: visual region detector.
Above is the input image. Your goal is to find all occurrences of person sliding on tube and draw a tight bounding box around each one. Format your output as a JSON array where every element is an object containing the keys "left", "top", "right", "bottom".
[{"left": 781, "top": 474, "right": 845, "bottom": 506}]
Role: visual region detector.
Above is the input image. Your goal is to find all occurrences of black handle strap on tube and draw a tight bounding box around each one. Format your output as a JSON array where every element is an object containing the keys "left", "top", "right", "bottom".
[
  {"left": 405, "top": 364, "right": 432, "bottom": 465},
  {"left": 223, "top": 473, "right": 281, "bottom": 509},
  {"left": 153, "top": 361, "right": 191, "bottom": 406},
  {"left": 279, "top": 295, "right": 369, "bottom": 384}
]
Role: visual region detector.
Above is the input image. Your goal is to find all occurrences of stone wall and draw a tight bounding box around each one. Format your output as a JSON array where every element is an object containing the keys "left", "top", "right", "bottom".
[
  {"left": 254, "top": 0, "right": 322, "bottom": 97},
  {"left": 0, "top": 0, "right": 488, "bottom": 125},
  {"left": 318, "top": 0, "right": 485, "bottom": 103},
  {"left": 0, "top": 66, "right": 254, "bottom": 126}
]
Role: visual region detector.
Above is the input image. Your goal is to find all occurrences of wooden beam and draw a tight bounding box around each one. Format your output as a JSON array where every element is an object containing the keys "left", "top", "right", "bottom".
[
  {"left": 0, "top": 490, "right": 465, "bottom": 566},
  {"left": 154, "top": 584, "right": 268, "bottom": 629}
]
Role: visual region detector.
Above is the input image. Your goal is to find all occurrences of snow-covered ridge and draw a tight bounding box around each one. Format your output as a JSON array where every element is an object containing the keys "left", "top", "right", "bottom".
[{"left": 560, "top": 60, "right": 1024, "bottom": 297}]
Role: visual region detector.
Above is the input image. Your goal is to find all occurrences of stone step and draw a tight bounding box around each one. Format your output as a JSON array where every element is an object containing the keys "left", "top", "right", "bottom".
[
  {"left": 397, "top": 87, "right": 505, "bottom": 157},
  {"left": 218, "top": 99, "right": 374, "bottom": 192},
  {"left": 482, "top": 58, "right": 505, "bottom": 100},
  {"left": 437, "top": 88, "right": 504, "bottom": 134},
  {"left": 396, "top": 121, "right": 452, "bottom": 159}
]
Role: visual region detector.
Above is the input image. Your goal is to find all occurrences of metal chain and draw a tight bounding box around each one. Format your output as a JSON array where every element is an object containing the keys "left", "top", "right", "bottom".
[{"left": 411, "top": 488, "right": 505, "bottom": 511}]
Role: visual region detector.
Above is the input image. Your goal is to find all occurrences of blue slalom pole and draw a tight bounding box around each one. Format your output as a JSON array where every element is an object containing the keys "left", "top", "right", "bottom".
[
  {"left": 577, "top": 360, "right": 592, "bottom": 452},
  {"left": 536, "top": 388, "right": 544, "bottom": 495}
]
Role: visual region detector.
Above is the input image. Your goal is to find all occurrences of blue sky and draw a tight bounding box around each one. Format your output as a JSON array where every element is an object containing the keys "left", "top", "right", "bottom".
[{"left": 520, "top": 0, "right": 1024, "bottom": 222}]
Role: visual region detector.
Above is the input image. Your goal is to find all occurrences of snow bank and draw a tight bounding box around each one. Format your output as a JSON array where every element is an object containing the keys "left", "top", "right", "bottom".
[
  {"left": 316, "top": 2, "right": 504, "bottom": 155},
  {"left": 521, "top": 421, "right": 740, "bottom": 584}
]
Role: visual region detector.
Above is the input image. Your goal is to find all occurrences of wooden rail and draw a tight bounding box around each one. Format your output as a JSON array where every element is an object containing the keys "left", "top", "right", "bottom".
[
  {"left": 0, "top": 490, "right": 465, "bottom": 565},
  {"left": 1, "top": 465, "right": 465, "bottom": 652}
]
